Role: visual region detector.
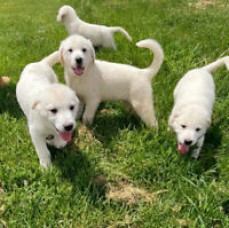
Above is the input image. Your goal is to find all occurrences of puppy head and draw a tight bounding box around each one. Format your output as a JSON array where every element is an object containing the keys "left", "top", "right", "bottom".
[
  {"left": 57, "top": 5, "right": 78, "bottom": 23},
  {"left": 32, "top": 84, "right": 79, "bottom": 142},
  {"left": 169, "top": 105, "right": 211, "bottom": 154},
  {"left": 59, "top": 35, "right": 95, "bottom": 77}
]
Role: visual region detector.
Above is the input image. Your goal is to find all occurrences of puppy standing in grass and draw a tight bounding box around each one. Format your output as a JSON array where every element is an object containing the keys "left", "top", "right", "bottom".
[
  {"left": 16, "top": 52, "right": 79, "bottom": 169},
  {"left": 57, "top": 5, "right": 132, "bottom": 49},
  {"left": 169, "top": 56, "right": 229, "bottom": 158},
  {"left": 59, "top": 35, "right": 164, "bottom": 127}
]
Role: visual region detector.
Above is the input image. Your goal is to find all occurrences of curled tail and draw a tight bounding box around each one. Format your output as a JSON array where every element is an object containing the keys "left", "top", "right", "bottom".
[
  {"left": 136, "top": 39, "right": 164, "bottom": 79},
  {"left": 41, "top": 51, "right": 60, "bottom": 67},
  {"left": 111, "top": 26, "right": 132, "bottom": 41},
  {"left": 201, "top": 56, "right": 229, "bottom": 73}
]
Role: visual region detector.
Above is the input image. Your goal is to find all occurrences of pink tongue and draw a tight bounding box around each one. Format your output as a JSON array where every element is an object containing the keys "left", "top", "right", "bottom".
[
  {"left": 178, "top": 143, "right": 190, "bottom": 154},
  {"left": 59, "top": 131, "right": 72, "bottom": 142},
  {"left": 73, "top": 67, "right": 84, "bottom": 76}
]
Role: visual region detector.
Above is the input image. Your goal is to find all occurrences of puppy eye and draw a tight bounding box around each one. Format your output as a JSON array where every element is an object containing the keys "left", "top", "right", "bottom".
[
  {"left": 196, "top": 128, "right": 201, "bottom": 132},
  {"left": 69, "top": 105, "right": 75, "bottom": 111},
  {"left": 68, "top": 48, "right": 73, "bottom": 53},
  {"left": 50, "top": 108, "right": 58, "bottom": 114},
  {"left": 82, "top": 48, "right": 87, "bottom": 53},
  {"left": 181, "top": 125, "right": 186, "bottom": 129}
]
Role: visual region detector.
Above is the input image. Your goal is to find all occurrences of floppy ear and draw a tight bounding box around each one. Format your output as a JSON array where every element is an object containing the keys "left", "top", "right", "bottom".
[
  {"left": 57, "top": 10, "right": 66, "bottom": 22},
  {"left": 91, "top": 47, "right": 95, "bottom": 63},
  {"left": 32, "top": 100, "right": 40, "bottom": 110},
  {"left": 169, "top": 111, "right": 180, "bottom": 127},
  {"left": 59, "top": 47, "right": 64, "bottom": 66},
  {"left": 87, "top": 39, "right": 95, "bottom": 63},
  {"left": 204, "top": 115, "right": 212, "bottom": 129}
]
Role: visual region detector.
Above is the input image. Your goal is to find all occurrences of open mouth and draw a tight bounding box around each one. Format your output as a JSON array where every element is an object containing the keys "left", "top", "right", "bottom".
[
  {"left": 177, "top": 143, "right": 190, "bottom": 154},
  {"left": 59, "top": 131, "right": 73, "bottom": 142},
  {"left": 72, "top": 66, "right": 84, "bottom": 76},
  {"left": 53, "top": 125, "right": 73, "bottom": 142}
]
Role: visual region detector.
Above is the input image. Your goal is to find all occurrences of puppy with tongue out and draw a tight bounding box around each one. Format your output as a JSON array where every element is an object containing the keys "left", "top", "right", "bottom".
[
  {"left": 16, "top": 51, "right": 79, "bottom": 169},
  {"left": 169, "top": 55, "right": 229, "bottom": 158}
]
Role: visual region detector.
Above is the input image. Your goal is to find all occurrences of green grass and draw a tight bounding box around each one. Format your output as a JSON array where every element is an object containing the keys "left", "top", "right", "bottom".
[{"left": 1, "top": 0, "right": 229, "bottom": 227}]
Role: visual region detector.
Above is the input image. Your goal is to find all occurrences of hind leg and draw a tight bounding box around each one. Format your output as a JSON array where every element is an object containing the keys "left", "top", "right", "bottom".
[
  {"left": 103, "top": 33, "right": 116, "bottom": 49},
  {"left": 129, "top": 84, "right": 158, "bottom": 127},
  {"left": 130, "top": 95, "right": 158, "bottom": 128}
]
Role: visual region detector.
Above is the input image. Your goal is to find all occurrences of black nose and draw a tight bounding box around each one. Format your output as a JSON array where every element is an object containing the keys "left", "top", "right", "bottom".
[
  {"left": 64, "top": 124, "right": 73, "bottom": 131},
  {"left": 184, "top": 140, "right": 192, "bottom": 145},
  {"left": 76, "top": 57, "right": 82, "bottom": 65}
]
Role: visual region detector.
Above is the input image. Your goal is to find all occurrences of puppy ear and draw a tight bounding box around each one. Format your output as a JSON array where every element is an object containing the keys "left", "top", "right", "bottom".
[
  {"left": 87, "top": 39, "right": 95, "bottom": 63},
  {"left": 57, "top": 10, "right": 66, "bottom": 22},
  {"left": 206, "top": 116, "right": 211, "bottom": 129},
  {"left": 59, "top": 47, "right": 64, "bottom": 66},
  {"left": 169, "top": 111, "right": 179, "bottom": 127},
  {"left": 91, "top": 47, "right": 95, "bottom": 63},
  {"left": 32, "top": 100, "right": 40, "bottom": 110}
]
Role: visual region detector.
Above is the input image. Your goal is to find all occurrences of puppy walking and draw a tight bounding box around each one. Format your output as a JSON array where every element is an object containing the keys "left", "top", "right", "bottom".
[
  {"left": 59, "top": 35, "right": 164, "bottom": 127},
  {"left": 169, "top": 56, "right": 229, "bottom": 158},
  {"left": 16, "top": 52, "right": 79, "bottom": 168},
  {"left": 57, "top": 5, "right": 132, "bottom": 49}
]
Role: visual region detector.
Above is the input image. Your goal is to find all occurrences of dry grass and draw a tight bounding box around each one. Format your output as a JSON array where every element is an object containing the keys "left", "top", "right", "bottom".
[
  {"left": 106, "top": 181, "right": 167, "bottom": 205},
  {"left": 0, "top": 76, "right": 10, "bottom": 87},
  {"left": 189, "top": 0, "right": 217, "bottom": 9},
  {"left": 108, "top": 215, "right": 132, "bottom": 228}
]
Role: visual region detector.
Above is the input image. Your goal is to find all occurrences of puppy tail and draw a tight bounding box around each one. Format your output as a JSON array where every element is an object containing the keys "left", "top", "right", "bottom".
[
  {"left": 201, "top": 56, "right": 229, "bottom": 73},
  {"left": 136, "top": 39, "right": 164, "bottom": 79},
  {"left": 41, "top": 51, "right": 60, "bottom": 67},
  {"left": 111, "top": 27, "right": 132, "bottom": 41}
]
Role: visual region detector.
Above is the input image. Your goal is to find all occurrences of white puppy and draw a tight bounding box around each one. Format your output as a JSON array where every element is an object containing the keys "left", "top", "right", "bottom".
[
  {"left": 16, "top": 52, "right": 79, "bottom": 168},
  {"left": 169, "top": 56, "right": 229, "bottom": 158},
  {"left": 59, "top": 35, "right": 164, "bottom": 127},
  {"left": 57, "top": 5, "right": 132, "bottom": 49}
]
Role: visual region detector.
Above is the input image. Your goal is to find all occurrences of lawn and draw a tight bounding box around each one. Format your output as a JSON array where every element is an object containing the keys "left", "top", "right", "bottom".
[{"left": 0, "top": 0, "right": 229, "bottom": 227}]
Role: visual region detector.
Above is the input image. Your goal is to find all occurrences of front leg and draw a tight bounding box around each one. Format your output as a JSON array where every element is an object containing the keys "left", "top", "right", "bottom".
[
  {"left": 192, "top": 135, "right": 205, "bottom": 159},
  {"left": 82, "top": 100, "right": 100, "bottom": 125},
  {"left": 76, "top": 100, "right": 85, "bottom": 120},
  {"left": 30, "top": 128, "right": 52, "bottom": 169}
]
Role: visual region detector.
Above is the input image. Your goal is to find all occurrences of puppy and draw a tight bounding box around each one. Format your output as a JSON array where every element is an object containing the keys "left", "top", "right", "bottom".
[
  {"left": 169, "top": 56, "right": 229, "bottom": 158},
  {"left": 59, "top": 35, "right": 164, "bottom": 127},
  {"left": 16, "top": 52, "right": 79, "bottom": 168},
  {"left": 57, "top": 5, "right": 132, "bottom": 49}
]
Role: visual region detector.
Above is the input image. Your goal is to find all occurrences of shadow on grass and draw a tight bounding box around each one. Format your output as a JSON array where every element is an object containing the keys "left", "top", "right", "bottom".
[
  {"left": 92, "top": 107, "right": 143, "bottom": 145},
  {"left": 0, "top": 83, "right": 23, "bottom": 119},
  {"left": 222, "top": 200, "right": 229, "bottom": 215},
  {"left": 51, "top": 144, "right": 107, "bottom": 202}
]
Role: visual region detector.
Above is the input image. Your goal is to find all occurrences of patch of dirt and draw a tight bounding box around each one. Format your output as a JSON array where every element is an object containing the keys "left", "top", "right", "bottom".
[
  {"left": 189, "top": 0, "right": 217, "bottom": 9},
  {"left": 106, "top": 181, "right": 167, "bottom": 205},
  {"left": 108, "top": 215, "right": 132, "bottom": 228},
  {"left": 77, "top": 125, "right": 94, "bottom": 141},
  {"left": 0, "top": 76, "right": 10, "bottom": 87}
]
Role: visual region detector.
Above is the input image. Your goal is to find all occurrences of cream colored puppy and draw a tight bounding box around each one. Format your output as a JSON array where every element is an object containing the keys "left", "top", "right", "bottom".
[
  {"left": 169, "top": 56, "right": 229, "bottom": 158},
  {"left": 59, "top": 35, "right": 164, "bottom": 127},
  {"left": 57, "top": 5, "right": 132, "bottom": 49},
  {"left": 16, "top": 52, "right": 79, "bottom": 169}
]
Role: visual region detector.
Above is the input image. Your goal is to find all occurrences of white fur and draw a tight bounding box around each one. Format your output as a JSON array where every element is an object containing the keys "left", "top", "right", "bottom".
[
  {"left": 169, "top": 56, "right": 229, "bottom": 158},
  {"left": 16, "top": 52, "right": 79, "bottom": 169},
  {"left": 59, "top": 35, "right": 164, "bottom": 127},
  {"left": 57, "top": 5, "right": 132, "bottom": 49}
]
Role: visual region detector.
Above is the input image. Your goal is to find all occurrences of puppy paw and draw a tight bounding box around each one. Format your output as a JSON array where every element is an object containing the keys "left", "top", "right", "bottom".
[
  {"left": 40, "top": 157, "right": 52, "bottom": 169},
  {"left": 149, "top": 120, "right": 158, "bottom": 128},
  {"left": 192, "top": 149, "right": 201, "bottom": 160},
  {"left": 82, "top": 115, "right": 93, "bottom": 125},
  {"left": 54, "top": 139, "right": 67, "bottom": 149}
]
